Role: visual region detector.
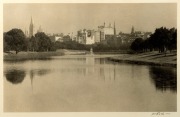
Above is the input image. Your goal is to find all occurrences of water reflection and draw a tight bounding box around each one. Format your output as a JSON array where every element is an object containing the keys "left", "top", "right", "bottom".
[
  {"left": 4, "top": 55, "right": 177, "bottom": 111},
  {"left": 29, "top": 69, "right": 50, "bottom": 91},
  {"left": 5, "top": 69, "right": 26, "bottom": 84},
  {"left": 93, "top": 58, "right": 117, "bottom": 82},
  {"left": 149, "top": 66, "right": 177, "bottom": 92},
  {"left": 5, "top": 68, "right": 51, "bottom": 86}
]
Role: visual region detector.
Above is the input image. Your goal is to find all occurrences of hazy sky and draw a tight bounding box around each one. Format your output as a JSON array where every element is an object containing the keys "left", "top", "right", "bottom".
[{"left": 3, "top": 3, "right": 177, "bottom": 35}]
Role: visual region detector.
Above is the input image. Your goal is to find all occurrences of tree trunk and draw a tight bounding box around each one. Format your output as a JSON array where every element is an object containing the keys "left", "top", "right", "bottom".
[{"left": 164, "top": 46, "right": 167, "bottom": 56}]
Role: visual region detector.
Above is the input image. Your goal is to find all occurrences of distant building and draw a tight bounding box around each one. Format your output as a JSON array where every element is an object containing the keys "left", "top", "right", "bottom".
[
  {"left": 114, "top": 22, "right": 116, "bottom": 38},
  {"left": 131, "top": 26, "right": 134, "bottom": 34},
  {"left": 24, "top": 29, "right": 28, "bottom": 37},
  {"left": 94, "top": 31, "right": 100, "bottom": 43},
  {"left": 86, "top": 30, "right": 95, "bottom": 44},
  {"left": 98, "top": 22, "right": 116, "bottom": 42},
  {"left": 118, "top": 26, "right": 152, "bottom": 45},
  {"left": 37, "top": 26, "right": 43, "bottom": 33},
  {"left": 76, "top": 22, "right": 116, "bottom": 44},
  {"left": 72, "top": 35, "right": 77, "bottom": 41},
  {"left": 77, "top": 29, "right": 95, "bottom": 45},
  {"left": 77, "top": 29, "right": 86, "bottom": 44},
  {"left": 49, "top": 33, "right": 64, "bottom": 42},
  {"left": 29, "top": 17, "right": 34, "bottom": 38}
]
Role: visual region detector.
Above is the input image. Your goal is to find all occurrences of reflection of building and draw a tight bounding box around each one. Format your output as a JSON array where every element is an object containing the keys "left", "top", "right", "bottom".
[
  {"left": 85, "top": 57, "right": 95, "bottom": 74},
  {"left": 29, "top": 17, "right": 34, "bottom": 38}
]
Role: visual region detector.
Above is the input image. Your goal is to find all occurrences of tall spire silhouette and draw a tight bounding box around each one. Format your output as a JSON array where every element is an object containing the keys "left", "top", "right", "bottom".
[
  {"left": 29, "top": 16, "right": 34, "bottom": 38},
  {"left": 131, "top": 26, "right": 134, "bottom": 34},
  {"left": 114, "top": 21, "right": 116, "bottom": 37}
]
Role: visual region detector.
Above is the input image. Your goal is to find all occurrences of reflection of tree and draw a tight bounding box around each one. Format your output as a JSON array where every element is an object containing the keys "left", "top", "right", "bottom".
[
  {"left": 149, "top": 67, "right": 177, "bottom": 92},
  {"left": 30, "top": 69, "right": 50, "bottom": 77},
  {"left": 5, "top": 69, "right": 26, "bottom": 84},
  {"left": 37, "top": 69, "right": 50, "bottom": 76},
  {"left": 29, "top": 69, "right": 51, "bottom": 92}
]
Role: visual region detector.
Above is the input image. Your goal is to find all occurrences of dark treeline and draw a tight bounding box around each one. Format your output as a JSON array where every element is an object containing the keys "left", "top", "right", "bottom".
[
  {"left": 3, "top": 28, "right": 130, "bottom": 54},
  {"left": 130, "top": 27, "right": 177, "bottom": 53},
  {"left": 4, "top": 27, "right": 177, "bottom": 54},
  {"left": 4, "top": 28, "right": 56, "bottom": 54}
]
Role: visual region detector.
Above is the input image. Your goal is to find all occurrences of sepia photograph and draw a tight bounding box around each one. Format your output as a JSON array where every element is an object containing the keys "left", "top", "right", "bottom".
[{"left": 1, "top": 0, "right": 178, "bottom": 116}]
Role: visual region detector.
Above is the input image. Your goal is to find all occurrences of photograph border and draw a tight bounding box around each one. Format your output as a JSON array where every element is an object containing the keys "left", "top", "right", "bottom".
[{"left": 0, "top": 0, "right": 179, "bottom": 117}]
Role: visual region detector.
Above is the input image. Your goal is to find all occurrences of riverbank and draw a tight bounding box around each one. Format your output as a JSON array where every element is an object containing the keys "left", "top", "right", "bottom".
[
  {"left": 4, "top": 51, "right": 64, "bottom": 61},
  {"left": 108, "top": 51, "right": 177, "bottom": 67}
]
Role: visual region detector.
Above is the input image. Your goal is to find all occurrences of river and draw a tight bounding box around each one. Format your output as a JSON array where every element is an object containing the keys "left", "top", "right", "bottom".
[{"left": 3, "top": 54, "right": 177, "bottom": 112}]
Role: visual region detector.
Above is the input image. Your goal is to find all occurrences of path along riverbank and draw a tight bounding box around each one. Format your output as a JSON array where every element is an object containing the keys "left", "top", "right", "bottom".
[{"left": 107, "top": 51, "right": 177, "bottom": 67}]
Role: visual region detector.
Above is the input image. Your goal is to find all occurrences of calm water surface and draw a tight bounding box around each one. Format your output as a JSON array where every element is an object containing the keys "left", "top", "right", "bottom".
[{"left": 3, "top": 55, "right": 177, "bottom": 112}]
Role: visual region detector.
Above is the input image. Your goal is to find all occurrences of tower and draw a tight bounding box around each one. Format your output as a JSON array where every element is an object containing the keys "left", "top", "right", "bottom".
[
  {"left": 29, "top": 17, "right": 34, "bottom": 38},
  {"left": 114, "top": 21, "right": 116, "bottom": 37},
  {"left": 37, "top": 25, "right": 43, "bottom": 33},
  {"left": 24, "top": 28, "right": 28, "bottom": 37},
  {"left": 131, "top": 26, "right": 134, "bottom": 34},
  {"left": 113, "top": 21, "right": 117, "bottom": 47}
]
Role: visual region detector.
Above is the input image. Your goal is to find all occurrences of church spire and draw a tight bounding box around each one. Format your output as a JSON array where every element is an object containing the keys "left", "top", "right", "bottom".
[
  {"left": 30, "top": 16, "right": 33, "bottom": 25},
  {"left": 131, "top": 26, "right": 134, "bottom": 34},
  {"left": 114, "top": 21, "right": 116, "bottom": 37},
  {"left": 29, "top": 16, "right": 34, "bottom": 38}
]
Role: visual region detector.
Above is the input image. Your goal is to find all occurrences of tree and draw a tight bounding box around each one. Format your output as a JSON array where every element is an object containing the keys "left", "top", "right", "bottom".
[
  {"left": 3, "top": 33, "right": 11, "bottom": 52},
  {"left": 145, "top": 27, "right": 177, "bottom": 54},
  {"left": 29, "top": 36, "right": 38, "bottom": 52},
  {"left": 4, "top": 29, "right": 26, "bottom": 54},
  {"left": 130, "top": 38, "right": 144, "bottom": 52},
  {"left": 168, "top": 28, "right": 177, "bottom": 51},
  {"left": 35, "top": 32, "right": 52, "bottom": 52}
]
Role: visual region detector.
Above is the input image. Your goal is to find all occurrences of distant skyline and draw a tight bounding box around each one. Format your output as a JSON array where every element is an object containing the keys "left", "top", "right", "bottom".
[{"left": 3, "top": 3, "right": 177, "bottom": 35}]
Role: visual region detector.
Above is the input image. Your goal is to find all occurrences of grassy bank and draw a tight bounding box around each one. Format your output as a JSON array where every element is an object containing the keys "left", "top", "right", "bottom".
[
  {"left": 108, "top": 51, "right": 177, "bottom": 67},
  {"left": 4, "top": 51, "right": 64, "bottom": 61},
  {"left": 94, "top": 50, "right": 130, "bottom": 55}
]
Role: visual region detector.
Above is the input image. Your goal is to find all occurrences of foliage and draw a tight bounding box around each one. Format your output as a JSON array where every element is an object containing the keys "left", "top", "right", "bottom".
[
  {"left": 35, "top": 32, "right": 52, "bottom": 52},
  {"left": 55, "top": 40, "right": 87, "bottom": 50},
  {"left": 130, "top": 38, "right": 144, "bottom": 52},
  {"left": 28, "top": 36, "right": 38, "bottom": 51},
  {"left": 130, "top": 27, "right": 177, "bottom": 53},
  {"left": 4, "top": 29, "right": 27, "bottom": 54}
]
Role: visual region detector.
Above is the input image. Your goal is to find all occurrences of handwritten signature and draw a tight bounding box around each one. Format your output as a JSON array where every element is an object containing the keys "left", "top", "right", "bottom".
[{"left": 151, "top": 112, "right": 170, "bottom": 116}]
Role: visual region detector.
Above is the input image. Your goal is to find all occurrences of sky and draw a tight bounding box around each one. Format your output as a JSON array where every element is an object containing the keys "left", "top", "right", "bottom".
[{"left": 3, "top": 3, "right": 177, "bottom": 35}]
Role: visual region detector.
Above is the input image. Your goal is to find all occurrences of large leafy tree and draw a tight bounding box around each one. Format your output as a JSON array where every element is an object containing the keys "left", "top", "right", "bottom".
[
  {"left": 35, "top": 32, "right": 52, "bottom": 52},
  {"left": 132, "top": 27, "right": 177, "bottom": 53},
  {"left": 152, "top": 27, "right": 170, "bottom": 53},
  {"left": 168, "top": 28, "right": 177, "bottom": 51},
  {"left": 130, "top": 38, "right": 144, "bottom": 52},
  {"left": 29, "top": 36, "right": 38, "bottom": 52},
  {"left": 4, "top": 28, "right": 26, "bottom": 54}
]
